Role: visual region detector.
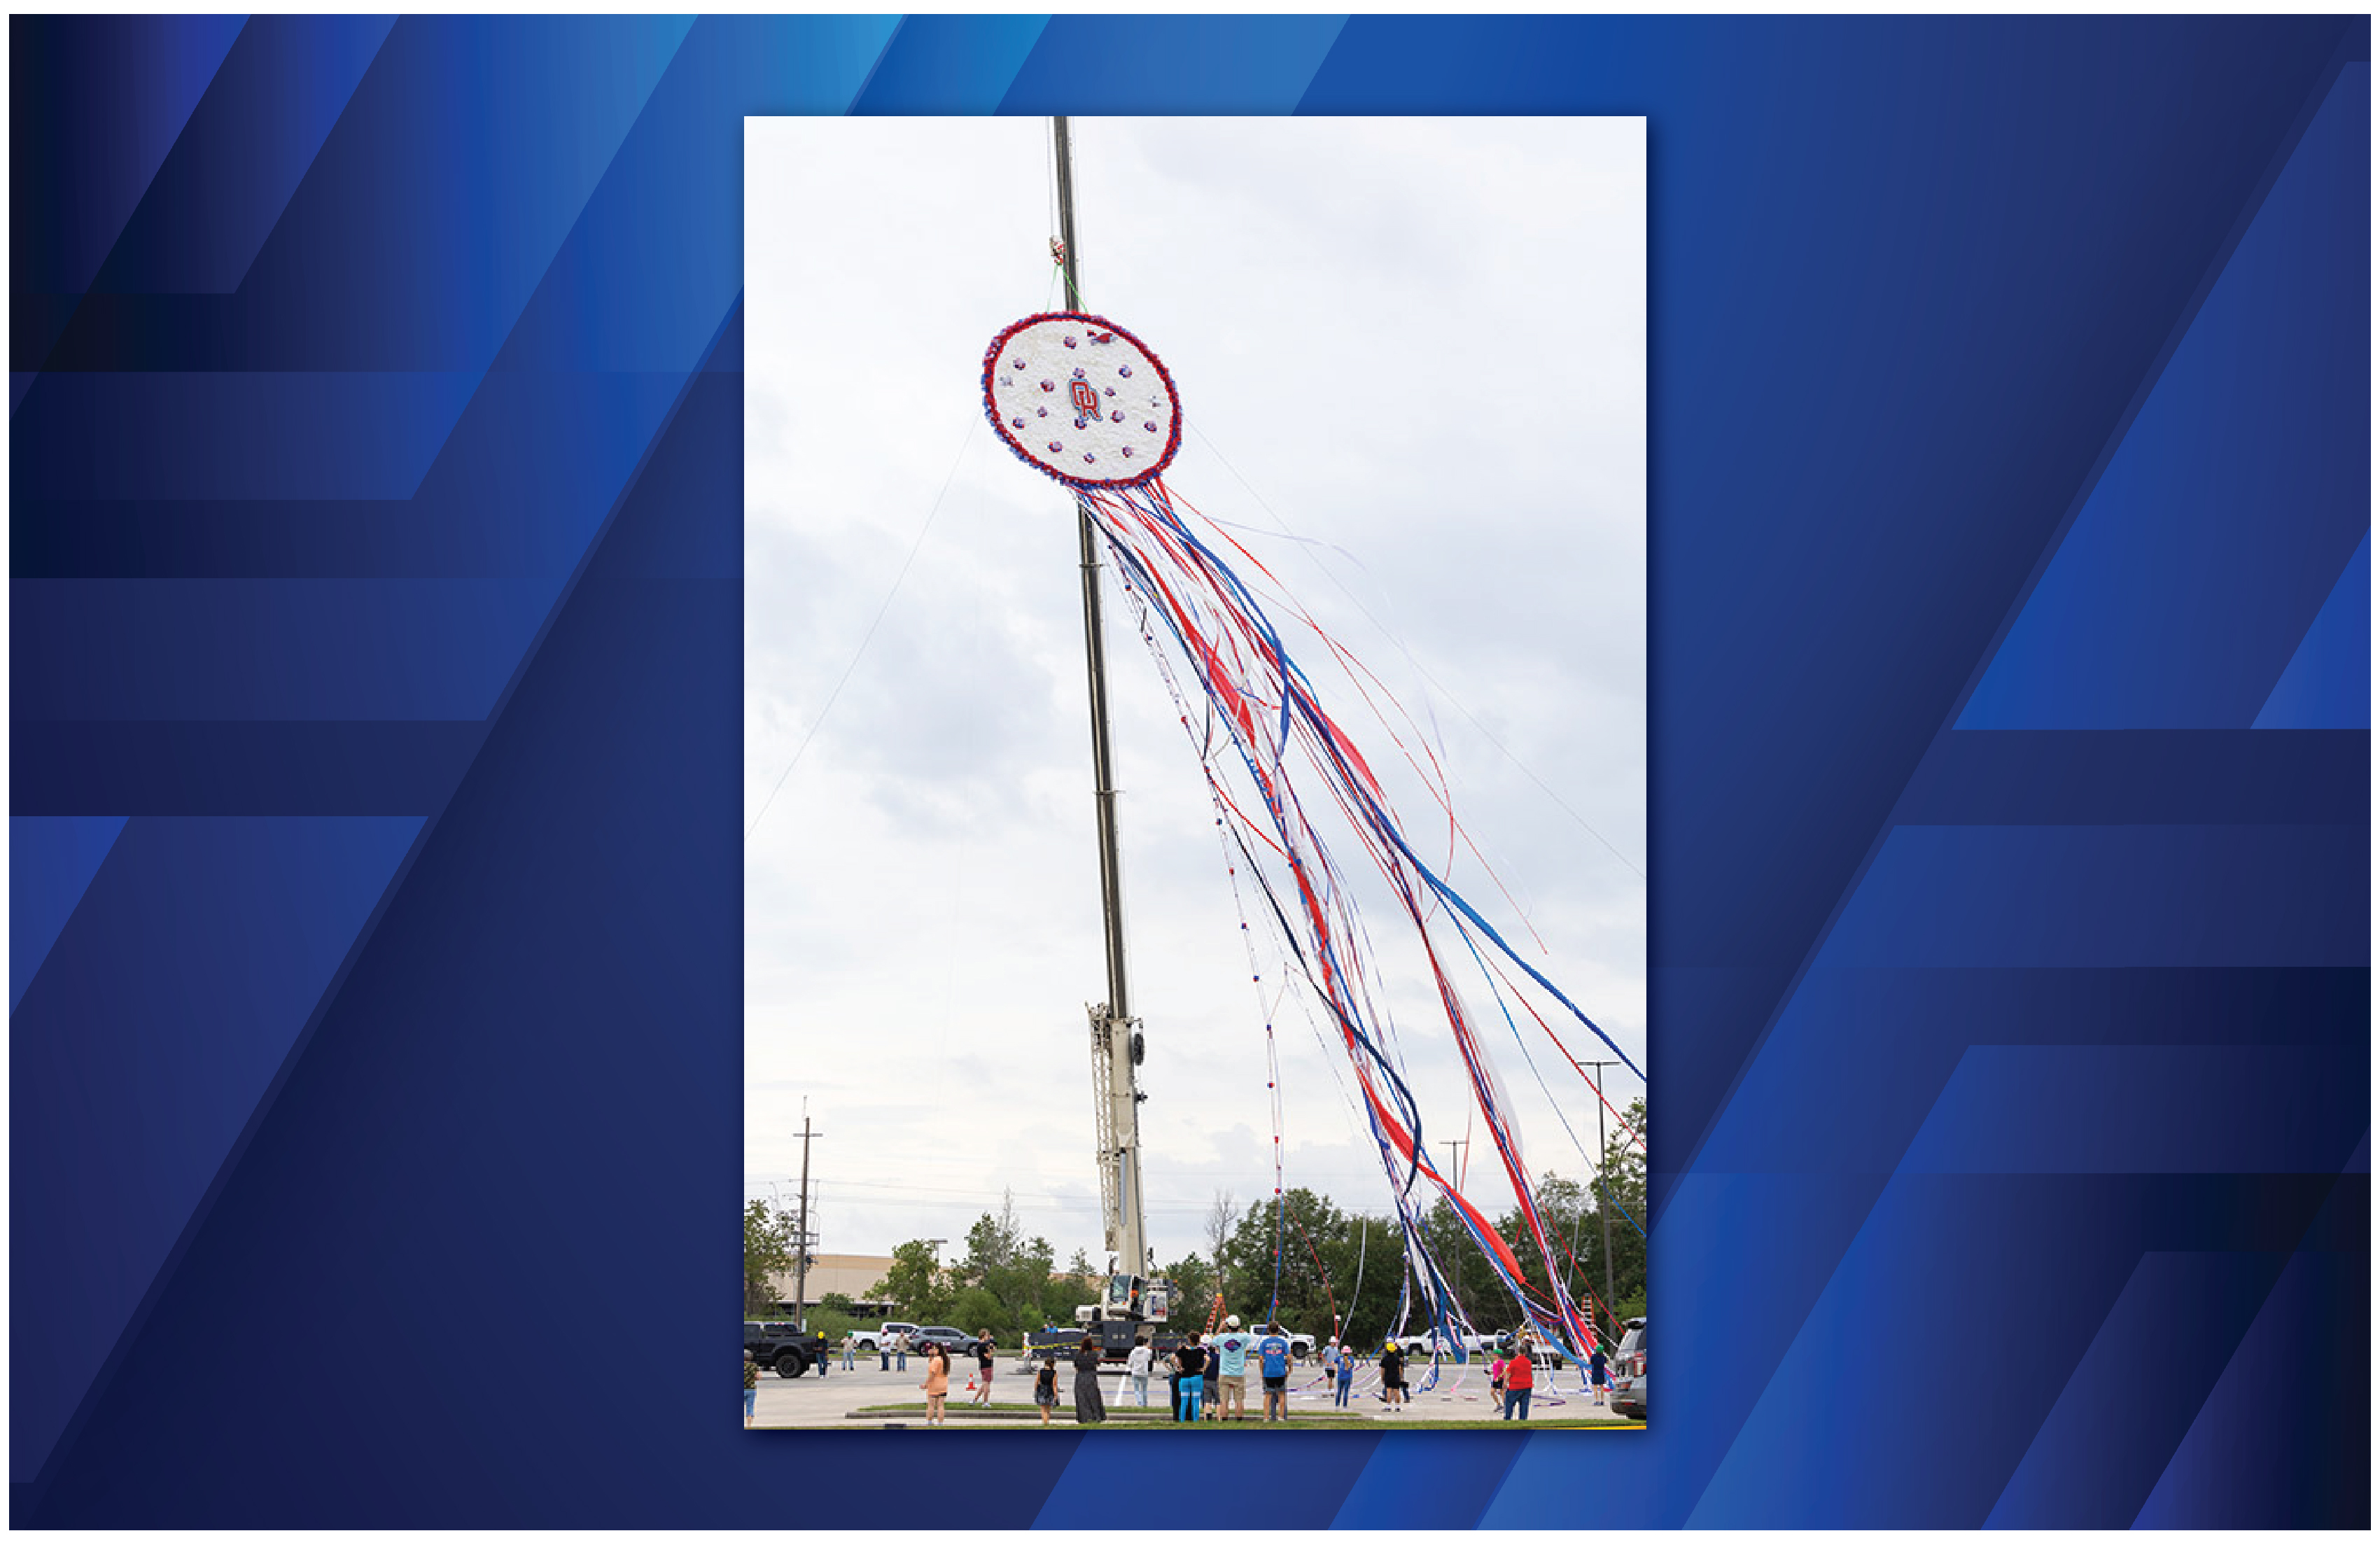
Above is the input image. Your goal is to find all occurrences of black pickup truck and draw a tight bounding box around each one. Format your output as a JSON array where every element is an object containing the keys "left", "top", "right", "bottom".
[{"left": 743, "top": 1321, "right": 834, "bottom": 1378}]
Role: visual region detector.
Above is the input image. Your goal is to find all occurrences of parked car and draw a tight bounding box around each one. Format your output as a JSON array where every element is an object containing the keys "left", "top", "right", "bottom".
[
  {"left": 850, "top": 1321, "right": 919, "bottom": 1353},
  {"left": 1610, "top": 1318, "right": 1646, "bottom": 1419},
  {"left": 909, "top": 1325, "right": 974, "bottom": 1357}
]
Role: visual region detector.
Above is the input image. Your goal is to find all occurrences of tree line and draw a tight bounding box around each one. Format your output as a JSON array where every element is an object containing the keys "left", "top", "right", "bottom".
[{"left": 748, "top": 1101, "right": 1646, "bottom": 1347}]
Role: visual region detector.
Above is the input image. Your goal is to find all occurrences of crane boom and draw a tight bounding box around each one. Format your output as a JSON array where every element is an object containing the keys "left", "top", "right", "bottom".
[{"left": 1054, "top": 116, "right": 1151, "bottom": 1285}]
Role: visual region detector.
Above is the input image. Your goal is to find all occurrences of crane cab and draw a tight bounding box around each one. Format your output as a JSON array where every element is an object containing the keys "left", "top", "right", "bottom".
[{"left": 1082, "top": 1271, "right": 1175, "bottom": 1324}]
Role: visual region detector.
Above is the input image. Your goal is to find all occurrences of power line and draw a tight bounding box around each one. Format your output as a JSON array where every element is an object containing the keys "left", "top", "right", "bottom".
[{"left": 744, "top": 415, "right": 977, "bottom": 841}]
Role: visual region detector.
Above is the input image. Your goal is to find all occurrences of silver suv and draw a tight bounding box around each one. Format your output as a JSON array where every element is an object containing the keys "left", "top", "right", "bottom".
[{"left": 1610, "top": 1318, "right": 1646, "bottom": 1419}]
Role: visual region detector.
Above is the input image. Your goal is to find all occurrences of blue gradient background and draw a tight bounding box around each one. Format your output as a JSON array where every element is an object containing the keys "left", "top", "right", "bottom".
[{"left": 10, "top": 14, "right": 2367, "bottom": 1528}]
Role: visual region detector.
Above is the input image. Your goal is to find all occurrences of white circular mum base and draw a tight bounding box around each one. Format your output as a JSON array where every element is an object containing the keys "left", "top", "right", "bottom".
[{"left": 982, "top": 312, "right": 1181, "bottom": 489}]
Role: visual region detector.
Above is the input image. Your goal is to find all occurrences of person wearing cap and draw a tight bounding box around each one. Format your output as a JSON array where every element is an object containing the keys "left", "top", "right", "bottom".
[{"left": 1210, "top": 1313, "right": 1254, "bottom": 1420}]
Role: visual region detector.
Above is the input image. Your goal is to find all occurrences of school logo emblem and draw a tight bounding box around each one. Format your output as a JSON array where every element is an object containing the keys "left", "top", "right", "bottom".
[{"left": 1070, "top": 378, "right": 1102, "bottom": 417}]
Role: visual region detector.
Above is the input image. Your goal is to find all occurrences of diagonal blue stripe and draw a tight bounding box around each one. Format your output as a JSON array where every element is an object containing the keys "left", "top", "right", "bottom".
[
  {"left": 997, "top": 15, "right": 1348, "bottom": 113},
  {"left": 12, "top": 15, "right": 246, "bottom": 295},
  {"left": 1988, "top": 1250, "right": 2287, "bottom": 1527},
  {"left": 8, "top": 815, "right": 127, "bottom": 1012},
  {"left": 850, "top": 14, "right": 1049, "bottom": 114},
  {"left": 2254, "top": 529, "right": 2370, "bottom": 728},
  {"left": 1959, "top": 64, "right": 2369, "bottom": 729},
  {"left": 92, "top": 15, "right": 396, "bottom": 295},
  {"left": 10, "top": 816, "right": 421, "bottom": 1483}
]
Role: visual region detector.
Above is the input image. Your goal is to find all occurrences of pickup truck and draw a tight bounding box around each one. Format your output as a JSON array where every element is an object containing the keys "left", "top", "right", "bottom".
[
  {"left": 849, "top": 1321, "right": 919, "bottom": 1354},
  {"left": 1396, "top": 1327, "right": 1566, "bottom": 1368},
  {"left": 743, "top": 1322, "right": 834, "bottom": 1378},
  {"left": 1396, "top": 1327, "right": 1494, "bottom": 1362}
]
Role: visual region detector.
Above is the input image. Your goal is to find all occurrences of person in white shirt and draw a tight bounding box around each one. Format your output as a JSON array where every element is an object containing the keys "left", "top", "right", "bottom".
[{"left": 1126, "top": 1336, "right": 1154, "bottom": 1406}]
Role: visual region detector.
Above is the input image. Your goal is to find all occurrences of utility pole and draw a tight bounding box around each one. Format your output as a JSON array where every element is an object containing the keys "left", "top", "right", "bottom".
[
  {"left": 1579, "top": 1060, "right": 1620, "bottom": 1345},
  {"left": 1053, "top": 115, "right": 1151, "bottom": 1288},
  {"left": 794, "top": 1109, "right": 822, "bottom": 1329}
]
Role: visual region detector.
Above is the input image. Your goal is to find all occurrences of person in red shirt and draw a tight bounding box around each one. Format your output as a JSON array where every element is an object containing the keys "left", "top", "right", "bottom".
[{"left": 1502, "top": 1334, "right": 1536, "bottom": 1420}]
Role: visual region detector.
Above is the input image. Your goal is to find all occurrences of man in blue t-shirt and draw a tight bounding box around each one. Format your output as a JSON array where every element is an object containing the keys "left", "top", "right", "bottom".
[
  {"left": 1257, "top": 1324, "right": 1294, "bottom": 1422},
  {"left": 1210, "top": 1315, "right": 1254, "bottom": 1420}
]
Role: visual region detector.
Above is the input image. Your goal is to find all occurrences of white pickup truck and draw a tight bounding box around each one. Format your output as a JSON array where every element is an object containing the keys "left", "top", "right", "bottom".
[
  {"left": 848, "top": 1321, "right": 918, "bottom": 1353},
  {"left": 1397, "top": 1327, "right": 1494, "bottom": 1361},
  {"left": 1397, "top": 1327, "right": 1564, "bottom": 1367}
]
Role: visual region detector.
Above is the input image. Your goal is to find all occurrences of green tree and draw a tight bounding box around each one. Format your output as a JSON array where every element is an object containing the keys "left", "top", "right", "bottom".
[
  {"left": 1162, "top": 1254, "right": 1213, "bottom": 1324},
  {"left": 1219, "top": 1188, "right": 1370, "bottom": 1339},
  {"left": 867, "top": 1238, "right": 951, "bottom": 1323},
  {"left": 950, "top": 1191, "right": 1061, "bottom": 1338},
  {"left": 817, "top": 1292, "right": 856, "bottom": 1317},
  {"left": 744, "top": 1199, "right": 797, "bottom": 1315},
  {"left": 1510, "top": 1103, "right": 1648, "bottom": 1343},
  {"left": 1588, "top": 1100, "right": 1648, "bottom": 1331}
]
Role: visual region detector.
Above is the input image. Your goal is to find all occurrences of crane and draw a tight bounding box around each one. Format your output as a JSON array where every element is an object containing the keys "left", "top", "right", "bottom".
[{"left": 1054, "top": 116, "right": 1170, "bottom": 1333}]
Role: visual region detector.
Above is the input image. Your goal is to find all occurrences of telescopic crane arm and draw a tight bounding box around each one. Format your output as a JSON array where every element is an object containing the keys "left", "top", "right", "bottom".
[{"left": 1054, "top": 115, "right": 1152, "bottom": 1288}]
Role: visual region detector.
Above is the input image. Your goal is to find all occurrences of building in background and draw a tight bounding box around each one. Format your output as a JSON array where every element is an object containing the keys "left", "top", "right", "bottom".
[{"left": 764, "top": 1252, "right": 894, "bottom": 1317}]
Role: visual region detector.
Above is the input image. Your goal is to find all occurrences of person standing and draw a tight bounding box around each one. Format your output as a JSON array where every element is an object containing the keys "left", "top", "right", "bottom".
[
  {"left": 1503, "top": 1336, "right": 1535, "bottom": 1421},
  {"left": 841, "top": 1331, "right": 855, "bottom": 1371},
  {"left": 1320, "top": 1338, "right": 1338, "bottom": 1387},
  {"left": 1489, "top": 1351, "right": 1508, "bottom": 1410},
  {"left": 879, "top": 1331, "right": 890, "bottom": 1373},
  {"left": 1126, "top": 1335, "right": 1154, "bottom": 1407},
  {"left": 1378, "top": 1339, "right": 1406, "bottom": 1408},
  {"left": 1072, "top": 1334, "right": 1107, "bottom": 1425},
  {"left": 1209, "top": 1304, "right": 1247, "bottom": 1418},
  {"left": 1257, "top": 1323, "right": 1294, "bottom": 1422},
  {"left": 1334, "top": 1341, "right": 1357, "bottom": 1407},
  {"left": 743, "top": 1349, "right": 760, "bottom": 1427},
  {"left": 895, "top": 1329, "right": 910, "bottom": 1373},
  {"left": 1033, "top": 1355, "right": 1060, "bottom": 1426},
  {"left": 1218, "top": 1314, "right": 1256, "bottom": 1409},
  {"left": 1173, "top": 1335, "right": 1207, "bottom": 1422},
  {"left": 920, "top": 1343, "right": 951, "bottom": 1427},
  {"left": 1588, "top": 1341, "right": 1609, "bottom": 1406},
  {"left": 973, "top": 1329, "right": 997, "bottom": 1406}
]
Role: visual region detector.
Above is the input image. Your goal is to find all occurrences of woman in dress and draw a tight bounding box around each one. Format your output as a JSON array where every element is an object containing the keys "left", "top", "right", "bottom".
[
  {"left": 921, "top": 1343, "right": 951, "bottom": 1427},
  {"left": 1071, "top": 1334, "right": 1107, "bottom": 1424}
]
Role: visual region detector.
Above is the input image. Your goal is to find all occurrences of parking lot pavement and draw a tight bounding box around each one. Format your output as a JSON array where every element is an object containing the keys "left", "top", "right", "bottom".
[{"left": 746, "top": 1357, "right": 1634, "bottom": 1429}]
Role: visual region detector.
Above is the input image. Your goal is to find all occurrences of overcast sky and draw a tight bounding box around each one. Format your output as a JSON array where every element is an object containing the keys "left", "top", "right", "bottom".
[{"left": 744, "top": 117, "right": 1644, "bottom": 1274}]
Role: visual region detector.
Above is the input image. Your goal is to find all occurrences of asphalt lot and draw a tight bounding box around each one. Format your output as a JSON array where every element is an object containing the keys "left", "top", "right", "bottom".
[{"left": 746, "top": 1352, "right": 1635, "bottom": 1429}]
